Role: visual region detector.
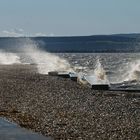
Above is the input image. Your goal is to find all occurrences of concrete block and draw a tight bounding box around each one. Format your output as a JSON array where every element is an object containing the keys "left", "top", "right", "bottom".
[
  {"left": 58, "top": 72, "right": 70, "bottom": 78},
  {"left": 48, "top": 71, "right": 58, "bottom": 76},
  {"left": 69, "top": 73, "right": 78, "bottom": 81},
  {"left": 92, "top": 84, "right": 110, "bottom": 90}
]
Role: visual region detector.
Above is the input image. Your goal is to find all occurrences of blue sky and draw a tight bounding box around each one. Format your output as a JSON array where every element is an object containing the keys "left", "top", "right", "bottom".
[{"left": 0, "top": 0, "right": 140, "bottom": 36}]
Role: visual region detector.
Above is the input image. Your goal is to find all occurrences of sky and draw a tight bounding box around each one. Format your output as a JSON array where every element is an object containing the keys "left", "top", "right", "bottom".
[{"left": 0, "top": 0, "right": 140, "bottom": 36}]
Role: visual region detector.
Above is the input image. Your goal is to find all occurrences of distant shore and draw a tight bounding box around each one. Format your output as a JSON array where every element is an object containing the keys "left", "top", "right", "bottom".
[
  {"left": 0, "top": 35, "right": 139, "bottom": 53},
  {"left": 0, "top": 64, "right": 139, "bottom": 139}
]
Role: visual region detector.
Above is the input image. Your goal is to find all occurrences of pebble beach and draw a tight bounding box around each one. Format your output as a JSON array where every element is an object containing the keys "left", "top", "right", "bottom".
[{"left": 0, "top": 64, "right": 140, "bottom": 140}]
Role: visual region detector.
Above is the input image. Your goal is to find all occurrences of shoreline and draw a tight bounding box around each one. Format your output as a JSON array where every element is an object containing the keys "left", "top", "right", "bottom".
[{"left": 0, "top": 64, "right": 139, "bottom": 139}]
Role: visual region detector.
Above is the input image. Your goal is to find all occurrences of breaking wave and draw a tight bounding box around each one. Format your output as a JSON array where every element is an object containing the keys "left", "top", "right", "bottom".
[
  {"left": 20, "top": 41, "right": 73, "bottom": 74},
  {"left": 76, "top": 58, "right": 109, "bottom": 85},
  {"left": 94, "top": 58, "right": 108, "bottom": 81},
  {"left": 0, "top": 50, "right": 21, "bottom": 64},
  {"left": 0, "top": 39, "right": 73, "bottom": 74},
  {"left": 123, "top": 60, "right": 140, "bottom": 82},
  {"left": 1, "top": 38, "right": 140, "bottom": 88}
]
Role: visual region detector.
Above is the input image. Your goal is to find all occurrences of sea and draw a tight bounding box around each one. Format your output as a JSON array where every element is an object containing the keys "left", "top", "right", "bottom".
[
  {"left": 60, "top": 53, "right": 140, "bottom": 90},
  {"left": 0, "top": 39, "right": 140, "bottom": 90}
]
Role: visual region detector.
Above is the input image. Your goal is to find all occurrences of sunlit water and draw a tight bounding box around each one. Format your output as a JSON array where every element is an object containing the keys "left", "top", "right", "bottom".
[
  {"left": 0, "top": 38, "right": 140, "bottom": 90},
  {"left": 58, "top": 53, "right": 140, "bottom": 90}
]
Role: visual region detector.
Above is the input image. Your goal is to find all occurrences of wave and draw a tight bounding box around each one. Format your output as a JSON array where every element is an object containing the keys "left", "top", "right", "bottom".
[
  {"left": 0, "top": 50, "right": 21, "bottom": 64},
  {"left": 20, "top": 40, "right": 73, "bottom": 74},
  {"left": 1, "top": 38, "right": 140, "bottom": 88},
  {"left": 0, "top": 39, "right": 73, "bottom": 74},
  {"left": 123, "top": 60, "right": 140, "bottom": 82}
]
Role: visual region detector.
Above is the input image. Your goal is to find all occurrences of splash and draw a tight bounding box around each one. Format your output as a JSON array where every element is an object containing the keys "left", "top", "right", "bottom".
[
  {"left": 20, "top": 40, "right": 73, "bottom": 74},
  {"left": 79, "top": 58, "right": 109, "bottom": 85},
  {"left": 123, "top": 60, "right": 140, "bottom": 82},
  {"left": 0, "top": 50, "right": 21, "bottom": 64},
  {"left": 90, "top": 58, "right": 109, "bottom": 84},
  {"left": 77, "top": 72, "right": 88, "bottom": 85},
  {"left": 94, "top": 58, "right": 107, "bottom": 81}
]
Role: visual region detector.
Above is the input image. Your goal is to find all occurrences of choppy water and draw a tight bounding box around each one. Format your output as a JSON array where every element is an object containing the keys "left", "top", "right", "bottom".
[
  {"left": 0, "top": 38, "right": 140, "bottom": 90},
  {"left": 58, "top": 53, "right": 140, "bottom": 90}
]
